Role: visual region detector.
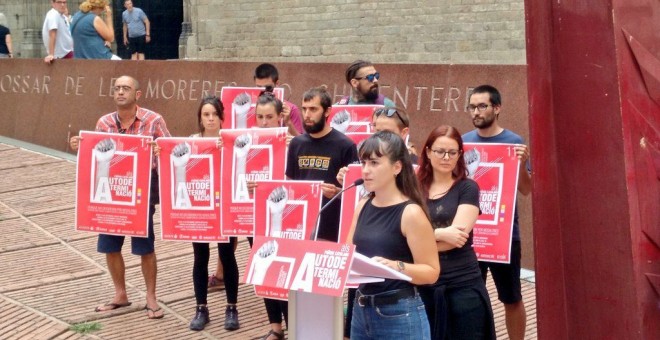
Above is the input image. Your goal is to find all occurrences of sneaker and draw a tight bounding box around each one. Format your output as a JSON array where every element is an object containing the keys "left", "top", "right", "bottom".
[
  {"left": 224, "top": 305, "right": 240, "bottom": 330},
  {"left": 189, "top": 305, "right": 210, "bottom": 331}
]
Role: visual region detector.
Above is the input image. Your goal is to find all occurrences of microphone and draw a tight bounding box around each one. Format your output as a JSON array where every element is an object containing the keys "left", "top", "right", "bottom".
[{"left": 311, "top": 178, "right": 365, "bottom": 241}]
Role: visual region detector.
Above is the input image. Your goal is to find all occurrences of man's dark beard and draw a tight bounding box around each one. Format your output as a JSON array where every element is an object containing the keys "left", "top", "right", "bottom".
[
  {"left": 304, "top": 116, "right": 326, "bottom": 134},
  {"left": 363, "top": 86, "right": 379, "bottom": 102},
  {"left": 473, "top": 115, "right": 495, "bottom": 129}
]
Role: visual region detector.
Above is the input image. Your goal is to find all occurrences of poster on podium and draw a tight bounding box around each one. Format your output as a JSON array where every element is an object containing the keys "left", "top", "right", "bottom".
[
  {"left": 463, "top": 143, "right": 520, "bottom": 263},
  {"left": 244, "top": 236, "right": 355, "bottom": 300},
  {"left": 75, "top": 131, "right": 153, "bottom": 237},
  {"left": 251, "top": 180, "right": 324, "bottom": 300}
]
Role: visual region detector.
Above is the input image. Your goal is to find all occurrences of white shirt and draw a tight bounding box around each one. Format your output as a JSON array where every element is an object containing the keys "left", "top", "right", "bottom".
[{"left": 42, "top": 8, "right": 73, "bottom": 58}]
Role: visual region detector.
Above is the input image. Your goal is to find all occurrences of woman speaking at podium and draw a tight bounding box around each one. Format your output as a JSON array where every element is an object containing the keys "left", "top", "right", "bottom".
[{"left": 347, "top": 131, "right": 440, "bottom": 339}]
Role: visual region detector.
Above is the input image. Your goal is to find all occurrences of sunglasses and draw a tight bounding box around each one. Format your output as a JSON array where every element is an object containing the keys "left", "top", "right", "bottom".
[
  {"left": 354, "top": 72, "right": 380, "bottom": 82},
  {"left": 373, "top": 108, "right": 407, "bottom": 127}
]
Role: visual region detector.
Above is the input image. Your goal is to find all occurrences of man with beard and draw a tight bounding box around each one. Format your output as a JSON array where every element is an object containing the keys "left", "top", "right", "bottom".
[
  {"left": 69, "top": 75, "right": 170, "bottom": 320},
  {"left": 339, "top": 60, "right": 395, "bottom": 106},
  {"left": 286, "top": 87, "right": 358, "bottom": 242},
  {"left": 462, "top": 85, "right": 531, "bottom": 340}
]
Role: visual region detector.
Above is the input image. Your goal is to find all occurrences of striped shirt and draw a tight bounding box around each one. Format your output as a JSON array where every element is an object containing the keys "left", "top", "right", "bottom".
[{"left": 95, "top": 106, "right": 171, "bottom": 168}]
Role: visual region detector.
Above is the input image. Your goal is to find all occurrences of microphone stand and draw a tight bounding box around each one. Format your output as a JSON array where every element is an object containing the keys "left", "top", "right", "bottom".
[{"left": 310, "top": 179, "right": 364, "bottom": 241}]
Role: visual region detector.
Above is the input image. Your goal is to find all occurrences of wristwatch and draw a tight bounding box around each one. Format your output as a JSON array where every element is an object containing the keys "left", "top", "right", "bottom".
[{"left": 397, "top": 261, "right": 405, "bottom": 272}]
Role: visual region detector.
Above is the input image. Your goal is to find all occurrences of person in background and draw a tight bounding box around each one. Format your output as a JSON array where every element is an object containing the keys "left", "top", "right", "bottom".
[
  {"left": 122, "top": 0, "right": 150, "bottom": 60},
  {"left": 463, "top": 85, "right": 531, "bottom": 340},
  {"left": 70, "top": 0, "right": 115, "bottom": 59},
  {"left": 253, "top": 63, "right": 303, "bottom": 136},
  {"left": 42, "top": 0, "right": 74, "bottom": 63},
  {"left": 0, "top": 13, "right": 13, "bottom": 58}
]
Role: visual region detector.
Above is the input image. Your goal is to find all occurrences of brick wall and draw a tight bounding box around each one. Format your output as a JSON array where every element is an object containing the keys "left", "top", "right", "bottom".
[{"left": 182, "top": 0, "right": 526, "bottom": 64}]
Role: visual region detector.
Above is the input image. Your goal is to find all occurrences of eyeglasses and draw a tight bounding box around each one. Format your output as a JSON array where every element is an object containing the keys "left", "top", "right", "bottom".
[
  {"left": 354, "top": 72, "right": 380, "bottom": 82},
  {"left": 429, "top": 149, "right": 460, "bottom": 159},
  {"left": 466, "top": 103, "right": 491, "bottom": 112},
  {"left": 113, "top": 85, "right": 133, "bottom": 92},
  {"left": 55, "top": 1, "right": 67, "bottom": 4},
  {"left": 373, "top": 108, "right": 407, "bottom": 127}
]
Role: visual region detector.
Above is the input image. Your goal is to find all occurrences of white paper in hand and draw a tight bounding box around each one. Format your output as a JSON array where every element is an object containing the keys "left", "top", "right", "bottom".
[{"left": 348, "top": 252, "right": 412, "bottom": 282}]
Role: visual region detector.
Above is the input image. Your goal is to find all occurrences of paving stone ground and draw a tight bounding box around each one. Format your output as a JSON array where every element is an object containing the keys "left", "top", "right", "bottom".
[{"left": 0, "top": 142, "right": 537, "bottom": 339}]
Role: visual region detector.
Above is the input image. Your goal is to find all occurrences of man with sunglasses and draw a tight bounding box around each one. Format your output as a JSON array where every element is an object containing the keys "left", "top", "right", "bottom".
[
  {"left": 463, "top": 84, "right": 531, "bottom": 340},
  {"left": 69, "top": 76, "right": 170, "bottom": 320},
  {"left": 340, "top": 60, "right": 395, "bottom": 106}
]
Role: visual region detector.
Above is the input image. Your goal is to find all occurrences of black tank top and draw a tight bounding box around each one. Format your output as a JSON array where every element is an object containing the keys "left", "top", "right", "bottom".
[{"left": 353, "top": 198, "right": 415, "bottom": 294}]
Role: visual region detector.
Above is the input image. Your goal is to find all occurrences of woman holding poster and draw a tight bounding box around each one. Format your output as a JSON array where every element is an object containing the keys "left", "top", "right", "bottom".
[
  {"left": 181, "top": 96, "right": 241, "bottom": 332},
  {"left": 348, "top": 131, "right": 440, "bottom": 340},
  {"left": 251, "top": 91, "right": 289, "bottom": 340},
  {"left": 416, "top": 125, "right": 495, "bottom": 339},
  {"left": 207, "top": 91, "right": 290, "bottom": 339}
]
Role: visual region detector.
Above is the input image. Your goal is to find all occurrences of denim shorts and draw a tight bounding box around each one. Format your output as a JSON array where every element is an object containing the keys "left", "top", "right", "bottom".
[
  {"left": 97, "top": 204, "right": 155, "bottom": 255},
  {"left": 351, "top": 289, "right": 430, "bottom": 340}
]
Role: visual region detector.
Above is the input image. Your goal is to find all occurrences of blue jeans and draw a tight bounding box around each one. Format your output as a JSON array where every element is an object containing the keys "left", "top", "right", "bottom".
[{"left": 351, "top": 292, "right": 430, "bottom": 340}]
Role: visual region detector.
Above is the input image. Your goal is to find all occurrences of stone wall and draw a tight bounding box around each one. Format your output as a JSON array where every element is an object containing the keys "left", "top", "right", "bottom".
[
  {"left": 181, "top": 0, "right": 526, "bottom": 64},
  {"left": 0, "top": 1, "right": 51, "bottom": 58}
]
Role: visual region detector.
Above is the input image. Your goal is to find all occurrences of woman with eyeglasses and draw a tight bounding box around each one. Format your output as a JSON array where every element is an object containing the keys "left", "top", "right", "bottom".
[
  {"left": 348, "top": 131, "right": 440, "bottom": 340},
  {"left": 416, "top": 125, "right": 495, "bottom": 340}
]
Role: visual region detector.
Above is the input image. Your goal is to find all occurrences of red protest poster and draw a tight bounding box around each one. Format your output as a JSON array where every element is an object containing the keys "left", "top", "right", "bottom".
[
  {"left": 345, "top": 132, "right": 372, "bottom": 150},
  {"left": 75, "top": 131, "right": 153, "bottom": 237},
  {"left": 329, "top": 105, "right": 382, "bottom": 134},
  {"left": 253, "top": 180, "right": 323, "bottom": 240},
  {"left": 252, "top": 180, "right": 323, "bottom": 300},
  {"left": 220, "top": 87, "right": 285, "bottom": 129},
  {"left": 464, "top": 143, "right": 520, "bottom": 264},
  {"left": 156, "top": 137, "right": 227, "bottom": 242},
  {"left": 220, "top": 128, "right": 288, "bottom": 236},
  {"left": 337, "top": 164, "right": 368, "bottom": 243},
  {"left": 244, "top": 236, "right": 355, "bottom": 300}
]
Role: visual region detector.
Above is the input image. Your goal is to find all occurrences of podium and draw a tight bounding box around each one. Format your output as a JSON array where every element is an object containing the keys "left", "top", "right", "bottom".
[{"left": 244, "top": 237, "right": 411, "bottom": 340}]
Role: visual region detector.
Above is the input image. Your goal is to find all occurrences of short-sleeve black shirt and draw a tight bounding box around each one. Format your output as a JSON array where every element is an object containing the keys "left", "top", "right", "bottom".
[
  {"left": 286, "top": 128, "right": 358, "bottom": 241},
  {"left": 427, "top": 178, "right": 482, "bottom": 285}
]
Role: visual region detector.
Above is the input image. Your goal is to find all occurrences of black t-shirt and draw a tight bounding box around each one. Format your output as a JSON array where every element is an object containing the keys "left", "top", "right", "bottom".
[
  {"left": 353, "top": 199, "right": 415, "bottom": 294},
  {"left": 286, "top": 128, "right": 358, "bottom": 241},
  {"left": 0, "top": 25, "right": 10, "bottom": 54},
  {"left": 426, "top": 178, "right": 482, "bottom": 286}
]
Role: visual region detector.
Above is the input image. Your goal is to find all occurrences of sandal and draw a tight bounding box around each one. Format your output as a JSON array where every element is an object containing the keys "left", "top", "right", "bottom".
[
  {"left": 144, "top": 305, "right": 165, "bottom": 319},
  {"left": 94, "top": 301, "right": 132, "bottom": 312},
  {"left": 208, "top": 274, "right": 224, "bottom": 288},
  {"left": 262, "top": 329, "right": 284, "bottom": 340}
]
